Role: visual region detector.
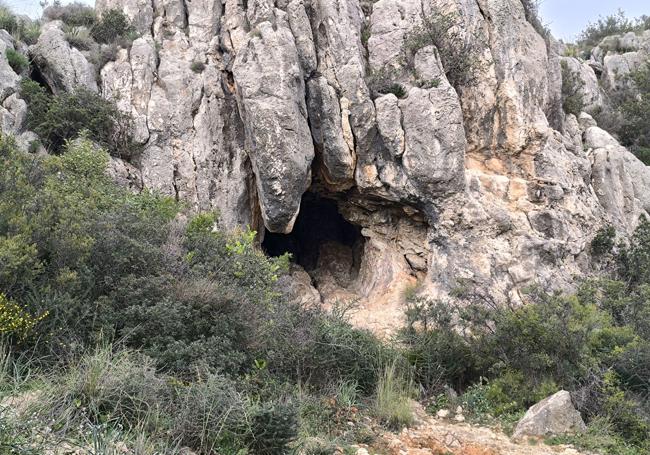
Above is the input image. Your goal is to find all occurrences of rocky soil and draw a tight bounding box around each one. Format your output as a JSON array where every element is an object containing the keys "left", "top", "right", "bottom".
[{"left": 359, "top": 403, "right": 588, "bottom": 455}]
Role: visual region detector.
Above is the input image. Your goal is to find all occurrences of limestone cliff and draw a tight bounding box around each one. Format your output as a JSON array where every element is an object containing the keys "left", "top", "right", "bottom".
[{"left": 13, "top": 0, "right": 650, "bottom": 331}]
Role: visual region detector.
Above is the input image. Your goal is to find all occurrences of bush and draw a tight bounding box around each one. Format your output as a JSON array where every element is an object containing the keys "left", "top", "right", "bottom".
[
  {"left": 43, "top": 1, "right": 96, "bottom": 27},
  {"left": 190, "top": 60, "right": 205, "bottom": 73},
  {"left": 521, "top": 0, "right": 548, "bottom": 39},
  {"left": 20, "top": 79, "right": 137, "bottom": 158},
  {"left": 91, "top": 9, "right": 133, "bottom": 45},
  {"left": 0, "top": 6, "right": 40, "bottom": 44},
  {"left": 246, "top": 400, "right": 298, "bottom": 454},
  {"left": 0, "top": 294, "right": 46, "bottom": 343},
  {"left": 171, "top": 374, "right": 250, "bottom": 452},
  {"left": 592, "top": 225, "right": 616, "bottom": 256},
  {"left": 404, "top": 9, "right": 483, "bottom": 89},
  {"left": 620, "top": 216, "right": 650, "bottom": 286},
  {"left": 547, "top": 416, "right": 646, "bottom": 455},
  {"left": 618, "top": 62, "right": 650, "bottom": 153},
  {"left": 0, "top": 135, "right": 409, "bottom": 452},
  {"left": 14, "top": 21, "right": 41, "bottom": 45},
  {"left": 401, "top": 270, "right": 650, "bottom": 446},
  {"left": 5, "top": 48, "right": 28, "bottom": 74},
  {"left": 271, "top": 310, "right": 390, "bottom": 394},
  {"left": 561, "top": 60, "right": 585, "bottom": 116},
  {"left": 591, "top": 60, "right": 650, "bottom": 164},
  {"left": 401, "top": 298, "right": 480, "bottom": 391}
]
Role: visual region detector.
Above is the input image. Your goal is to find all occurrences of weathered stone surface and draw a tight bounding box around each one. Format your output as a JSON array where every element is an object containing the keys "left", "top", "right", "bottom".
[
  {"left": 400, "top": 85, "right": 466, "bottom": 197},
  {"left": 513, "top": 391, "right": 586, "bottom": 440},
  {"left": 306, "top": 76, "right": 355, "bottom": 190},
  {"left": 603, "top": 51, "right": 645, "bottom": 90},
  {"left": 96, "top": 0, "right": 154, "bottom": 33},
  {"left": 560, "top": 57, "right": 606, "bottom": 112},
  {"left": 29, "top": 21, "right": 97, "bottom": 94},
  {"left": 585, "top": 126, "right": 650, "bottom": 229},
  {"left": 233, "top": 17, "right": 314, "bottom": 233},
  {"left": 0, "top": 38, "right": 20, "bottom": 103}
]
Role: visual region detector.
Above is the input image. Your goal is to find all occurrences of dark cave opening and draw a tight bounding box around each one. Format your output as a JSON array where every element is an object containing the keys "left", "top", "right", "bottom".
[{"left": 262, "top": 193, "right": 365, "bottom": 276}]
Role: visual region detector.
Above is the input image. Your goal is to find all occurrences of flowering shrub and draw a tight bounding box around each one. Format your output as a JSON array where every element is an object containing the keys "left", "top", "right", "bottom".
[{"left": 0, "top": 294, "right": 47, "bottom": 341}]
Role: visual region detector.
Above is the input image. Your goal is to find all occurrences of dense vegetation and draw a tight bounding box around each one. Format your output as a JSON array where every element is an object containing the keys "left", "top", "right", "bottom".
[
  {"left": 0, "top": 136, "right": 400, "bottom": 453},
  {"left": 19, "top": 79, "right": 138, "bottom": 158},
  {"left": 400, "top": 221, "right": 650, "bottom": 453},
  {"left": 3, "top": 130, "right": 650, "bottom": 453}
]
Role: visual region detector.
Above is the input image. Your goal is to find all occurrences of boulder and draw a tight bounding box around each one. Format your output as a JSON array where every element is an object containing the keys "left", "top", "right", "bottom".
[
  {"left": 512, "top": 391, "right": 586, "bottom": 440},
  {"left": 29, "top": 21, "right": 97, "bottom": 94}
]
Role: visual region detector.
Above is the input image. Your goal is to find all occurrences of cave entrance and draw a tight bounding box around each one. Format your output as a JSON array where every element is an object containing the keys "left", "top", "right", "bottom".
[{"left": 262, "top": 193, "right": 365, "bottom": 283}]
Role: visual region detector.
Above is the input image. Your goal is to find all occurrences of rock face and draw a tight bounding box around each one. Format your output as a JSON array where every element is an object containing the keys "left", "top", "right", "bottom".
[
  {"left": 22, "top": 0, "right": 650, "bottom": 330},
  {"left": 513, "top": 391, "right": 587, "bottom": 440}
]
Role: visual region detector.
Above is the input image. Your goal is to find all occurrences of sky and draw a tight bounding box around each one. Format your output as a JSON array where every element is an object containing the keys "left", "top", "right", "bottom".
[
  {"left": 4, "top": 0, "right": 649, "bottom": 43},
  {"left": 540, "top": 0, "right": 648, "bottom": 42}
]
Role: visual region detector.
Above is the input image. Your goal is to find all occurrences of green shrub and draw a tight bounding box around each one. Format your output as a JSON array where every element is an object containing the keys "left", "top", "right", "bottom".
[
  {"left": 561, "top": 60, "right": 585, "bottom": 116},
  {"left": 384, "top": 83, "right": 407, "bottom": 98},
  {"left": 20, "top": 79, "right": 138, "bottom": 158},
  {"left": 5, "top": 48, "right": 28, "bottom": 74},
  {"left": 416, "top": 78, "right": 441, "bottom": 89},
  {"left": 404, "top": 9, "right": 483, "bottom": 89},
  {"left": 592, "top": 225, "right": 616, "bottom": 256},
  {"left": 171, "top": 374, "right": 250, "bottom": 453},
  {"left": 547, "top": 416, "right": 645, "bottom": 455},
  {"left": 91, "top": 9, "right": 133, "bottom": 45},
  {"left": 618, "top": 61, "right": 650, "bottom": 154},
  {"left": 190, "top": 60, "right": 205, "bottom": 73},
  {"left": 246, "top": 400, "right": 298, "bottom": 454},
  {"left": 87, "top": 43, "right": 120, "bottom": 72},
  {"left": 14, "top": 21, "right": 41, "bottom": 45},
  {"left": 43, "top": 1, "right": 96, "bottom": 27},
  {"left": 272, "top": 311, "right": 389, "bottom": 393},
  {"left": 366, "top": 68, "right": 401, "bottom": 100},
  {"left": 620, "top": 216, "right": 650, "bottom": 286},
  {"left": 401, "top": 298, "right": 479, "bottom": 391},
  {"left": 0, "top": 5, "right": 39, "bottom": 44},
  {"left": 600, "top": 371, "right": 650, "bottom": 446}
]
